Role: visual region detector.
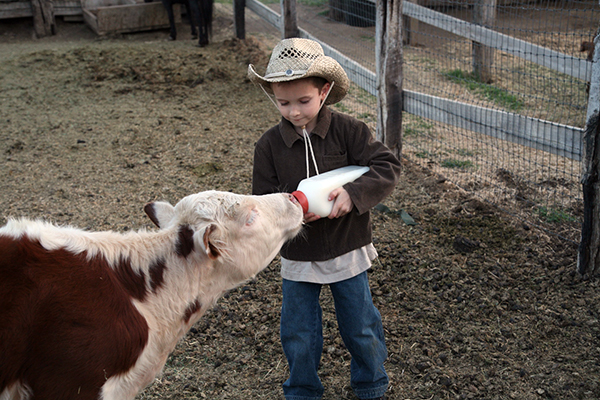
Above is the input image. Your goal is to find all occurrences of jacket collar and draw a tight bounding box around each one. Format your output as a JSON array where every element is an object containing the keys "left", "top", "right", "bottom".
[{"left": 279, "top": 107, "right": 332, "bottom": 148}]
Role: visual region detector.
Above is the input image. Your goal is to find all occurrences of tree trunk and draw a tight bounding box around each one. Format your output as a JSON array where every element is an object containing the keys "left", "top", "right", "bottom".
[
  {"left": 472, "top": 0, "right": 496, "bottom": 83},
  {"left": 578, "top": 29, "right": 600, "bottom": 277},
  {"left": 234, "top": 0, "right": 246, "bottom": 40},
  {"left": 375, "top": 0, "right": 402, "bottom": 159},
  {"left": 579, "top": 113, "right": 600, "bottom": 277},
  {"left": 281, "top": 0, "right": 299, "bottom": 38}
]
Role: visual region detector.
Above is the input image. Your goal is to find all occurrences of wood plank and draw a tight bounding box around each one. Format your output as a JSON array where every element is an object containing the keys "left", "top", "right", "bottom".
[
  {"left": 55, "top": 0, "right": 82, "bottom": 16},
  {"left": 0, "top": 2, "right": 32, "bottom": 18},
  {"left": 82, "top": 8, "right": 99, "bottom": 33},
  {"left": 31, "top": 0, "right": 55, "bottom": 37},
  {"left": 1, "top": 0, "right": 101, "bottom": 18},
  {"left": 245, "top": 0, "right": 281, "bottom": 32},
  {"left": 403, "top": 1, "right": 592, "bottom": 82},
  {"left": 83, "top": 0, "right": 176, "bottom": 35},
  {"left": 81, "top": 0, "right": 135, "bottom": 10},
  {"left": 404, "top": 90, "right": 583, "bottom": 160}
]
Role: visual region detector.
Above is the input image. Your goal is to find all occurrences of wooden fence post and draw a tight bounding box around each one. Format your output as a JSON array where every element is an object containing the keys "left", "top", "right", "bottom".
[
  {"left": 329, "top": 0, "right": 345, "bottom": 22},
  {"left": 375, "top": 0, "right": 402, "bottom": 159},
  {"left": 234, "top": 0, "right": 246, "bottom": 39},
  {"left": 402, "top": 0, "right": 419, "bottom": 45},
  {"left": 578, "top": 27, "right": 600, "bottom": 277},
  {"left": 472, "top": 0, "right": 496, "bottom": 83},
  {"left": 281, "top": 0, "right": 299, "bottom": 38},
  {"left": 31, "top": 0, "right": 55, "bottom": 37}
]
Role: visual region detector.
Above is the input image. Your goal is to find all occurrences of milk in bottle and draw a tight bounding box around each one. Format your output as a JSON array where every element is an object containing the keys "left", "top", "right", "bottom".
[{"left": 291, "top": 165, "right": 370, "bottom": 218}]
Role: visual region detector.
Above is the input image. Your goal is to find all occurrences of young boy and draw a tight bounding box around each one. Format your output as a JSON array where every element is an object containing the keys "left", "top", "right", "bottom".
[{"left": 248, "top": 38, "right": 401, "bottom": 400}]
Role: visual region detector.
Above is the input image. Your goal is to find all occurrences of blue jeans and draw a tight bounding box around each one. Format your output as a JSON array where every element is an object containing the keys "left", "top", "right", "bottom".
[{"left": 281, "top": 272, "right": 389, "bottom": 400}]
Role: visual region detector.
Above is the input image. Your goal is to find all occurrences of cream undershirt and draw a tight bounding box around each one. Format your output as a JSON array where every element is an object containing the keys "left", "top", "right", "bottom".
[{"left": 281, "top": 244, "right": 378, "bottom": 284}]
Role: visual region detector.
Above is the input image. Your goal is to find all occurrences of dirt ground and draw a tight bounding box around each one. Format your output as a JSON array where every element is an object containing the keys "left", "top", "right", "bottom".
[{"left": 1, "top": 6, "right": 600, "bottom": 400}]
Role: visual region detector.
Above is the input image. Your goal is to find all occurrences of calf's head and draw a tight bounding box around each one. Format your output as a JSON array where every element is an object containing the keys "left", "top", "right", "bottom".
[{"left": 144, "top": 190, "right": 303, "bottom": 281}]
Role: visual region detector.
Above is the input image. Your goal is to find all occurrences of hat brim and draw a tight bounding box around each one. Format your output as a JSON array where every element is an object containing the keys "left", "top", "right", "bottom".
[{"left": 248, "top": 56, "right": 349, "bottom": 105}]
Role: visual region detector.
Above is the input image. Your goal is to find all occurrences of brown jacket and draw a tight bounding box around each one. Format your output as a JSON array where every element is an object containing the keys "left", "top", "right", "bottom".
[{"left": 252, "top": 107, "right": 401, "bottom": 262}]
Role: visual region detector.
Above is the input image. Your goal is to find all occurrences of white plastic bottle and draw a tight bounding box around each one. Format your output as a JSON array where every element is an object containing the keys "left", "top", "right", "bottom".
[{"left": 291, "top": 165, "right": 370, "bottom": 218}]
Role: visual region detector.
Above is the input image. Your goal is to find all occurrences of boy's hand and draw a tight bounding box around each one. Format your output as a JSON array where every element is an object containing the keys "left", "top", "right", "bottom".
[
  {"left": 328, "top": 187, "right": 354, "bottom": 219},
  {"left": 303, "top": 212, "right": 320, "bottom": 223}
]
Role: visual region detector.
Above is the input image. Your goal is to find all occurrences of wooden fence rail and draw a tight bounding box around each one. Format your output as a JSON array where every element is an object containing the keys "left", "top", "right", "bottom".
[{"left": 403, "top": 1, "right": 592, "bottom": 82}]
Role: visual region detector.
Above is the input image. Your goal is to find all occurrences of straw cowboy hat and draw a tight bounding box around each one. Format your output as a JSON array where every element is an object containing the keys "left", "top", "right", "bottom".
[{"left": 248, "top": 38, "right": 350, "bottom": 105}]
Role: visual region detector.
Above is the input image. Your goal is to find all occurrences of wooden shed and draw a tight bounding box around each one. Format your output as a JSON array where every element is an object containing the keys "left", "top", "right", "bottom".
[
  {"left": 0, "top": 0, "right": 81, "bottom": 19},
  {"left": 1, "top": 0, "right": 179, "bottom": 36}
]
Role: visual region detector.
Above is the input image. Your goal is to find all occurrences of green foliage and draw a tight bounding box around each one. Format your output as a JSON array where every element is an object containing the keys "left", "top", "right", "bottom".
[
  {"left": 299, "top": 0, "right": 327, "bottom": 6},
  {"left": 404, "top": 115, "right": 434, "bottom": 137},
  {"left": 334, "top": 103, "right": 351, "bottom": 113},
  {"left": 348, "top": 84, "right": 377, "bottom": 104},
  {"left": 403, "top": 126, "right": 419, "bottom": 137},
  {"left": 455, "top": 148, "right": 475, "bottom": 157},
  {"left": 536, "top": 206, "right": 577, "bottom": 223},
  {"left": 444, "top": 69, "right": 524, "bottom": 112},
  {"left": 259, "top": 0, "right": 327, "bottom": 6}
]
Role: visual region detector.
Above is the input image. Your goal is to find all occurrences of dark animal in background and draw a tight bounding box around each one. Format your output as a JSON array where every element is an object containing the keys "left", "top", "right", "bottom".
[
  {"left": 146, "top": 0, "right": 214, "bottom": 47},
  {"left": 581, "top": 41, "right": 595, "bottom": 61},
  {"left": 581, "top": 41, "right": 595, "bottom": 94}
]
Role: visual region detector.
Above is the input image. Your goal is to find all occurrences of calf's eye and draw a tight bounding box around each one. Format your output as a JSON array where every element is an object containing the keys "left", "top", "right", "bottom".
[{"left": 246, "top": 209, "right": 258, "bottom": 226}]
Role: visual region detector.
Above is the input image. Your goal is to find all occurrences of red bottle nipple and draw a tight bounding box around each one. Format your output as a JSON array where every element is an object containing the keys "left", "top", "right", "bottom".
[{"left": 291, "top": 191, "right": 309, "bottom": 214}]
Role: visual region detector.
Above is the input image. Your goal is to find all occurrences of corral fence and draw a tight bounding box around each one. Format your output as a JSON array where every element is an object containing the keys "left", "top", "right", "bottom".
[{"left": 236, "top": 0, "right": 600, "bottom": 271}]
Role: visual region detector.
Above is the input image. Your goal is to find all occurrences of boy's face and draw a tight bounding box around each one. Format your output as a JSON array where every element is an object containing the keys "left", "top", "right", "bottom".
[{"left": 271, "top": 78, "right": 331, "bottom": 133}]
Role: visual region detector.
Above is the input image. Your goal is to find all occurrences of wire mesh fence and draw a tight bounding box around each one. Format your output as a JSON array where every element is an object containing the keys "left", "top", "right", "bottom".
[{"left": 277, "top": 0, "right": 598, "bottom": 242}]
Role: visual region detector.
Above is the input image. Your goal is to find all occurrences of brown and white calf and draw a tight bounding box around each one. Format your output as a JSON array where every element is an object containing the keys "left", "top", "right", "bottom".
[{"left": 0, "top": 190, "right": 303, "bottom": 400}]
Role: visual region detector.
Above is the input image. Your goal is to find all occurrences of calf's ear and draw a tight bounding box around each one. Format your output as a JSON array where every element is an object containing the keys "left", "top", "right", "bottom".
[
  {"left": 201, "top": 224, "right": 221, "bottom": 260},
  {"left": 144, "top": 201, "right": 176, "bottom": 228}
]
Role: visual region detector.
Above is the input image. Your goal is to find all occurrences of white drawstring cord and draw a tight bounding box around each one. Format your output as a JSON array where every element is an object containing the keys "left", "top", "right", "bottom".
[
  {"left": 259, "top": 84, "right": 280, "bottom": 109},
  {"left": 302, "top": 81, "right": 334, "bottom": 178},
  {"left": 302, "top": 125, "right": 319, "bottom": 179}
]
